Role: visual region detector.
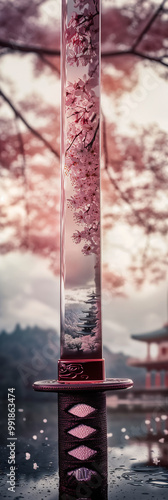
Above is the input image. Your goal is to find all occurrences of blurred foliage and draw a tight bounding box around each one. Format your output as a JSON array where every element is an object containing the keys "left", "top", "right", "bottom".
[{"left": 0, "top": 0, "right": 168, "bottom": 293}]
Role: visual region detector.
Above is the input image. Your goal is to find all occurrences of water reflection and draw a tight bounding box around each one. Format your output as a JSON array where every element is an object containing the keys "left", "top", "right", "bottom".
[{"left": 130, "top": 412, "right": 168, "bottom": 468}]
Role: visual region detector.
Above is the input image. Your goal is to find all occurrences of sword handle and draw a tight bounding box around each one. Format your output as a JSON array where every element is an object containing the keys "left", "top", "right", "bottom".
[{"left": 58, "top": 391, "right": 107, "bottom": 499}]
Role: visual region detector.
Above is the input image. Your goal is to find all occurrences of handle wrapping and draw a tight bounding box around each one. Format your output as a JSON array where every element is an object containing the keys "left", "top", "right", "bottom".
[{"left": 58, "top": 391, "right": 107, "bottom": 499}]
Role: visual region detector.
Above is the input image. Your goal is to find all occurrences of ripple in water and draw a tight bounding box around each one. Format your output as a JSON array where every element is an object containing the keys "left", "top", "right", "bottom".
[
  {"left": 122, "top": 467, "right": 168, "bottom": 489},
  {"left": 147, "top": 474, "right": 168, "bottom": 488}
]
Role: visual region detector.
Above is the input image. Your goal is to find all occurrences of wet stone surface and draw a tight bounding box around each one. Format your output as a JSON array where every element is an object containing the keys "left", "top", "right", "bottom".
[{"left": 1, "top": 401, "right": 168, "bottom": 499}]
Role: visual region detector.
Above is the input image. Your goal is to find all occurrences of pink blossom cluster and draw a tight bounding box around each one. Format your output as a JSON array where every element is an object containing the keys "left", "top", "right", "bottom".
[
  {"left": 66, "top": 0, "right": 99, "bottom": 75},
  {"left": 65, "top": 80, "right": 100, "bottom": 256},
  {"left": 65, "top": 0, "right": 100, "bottom": 258}
]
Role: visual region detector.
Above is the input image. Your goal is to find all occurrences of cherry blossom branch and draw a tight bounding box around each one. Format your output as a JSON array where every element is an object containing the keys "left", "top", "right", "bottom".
[
  {"left": 132, "top": 50, "right": 168, "bottom": 68},
  {"left": 77, "top": 11, "right": 98, "bottom": 27},
  {"left": 85, "top": 121, "right": 99, "bottom": 150},
  {"left": 0, "top": 43, "right": 167, "bottom": 70},
  {"left": 39, "top": 54, "right": 60, "bottom": 75},
  {"left": 102, "top": 49, "right": 168, "bottom": 69},
  {"left": 0, "top": 39, "right": 60, "bottom": 56},
  {"left": 0, "top": 42, "right": 60, "bottom": 74},
  {"left": 93, "top": 0, "right": 99, "bottom": 14},
  {"left": 66, "top": 131, "right": 82, "bottom": 153},
  {"left": 132, "top": 0, "right": 167, "bottom": 50},
  {"left": 14, "top": 118, "right": 29, "bottom": 248},
  {"left": 102, "top": 0, "right": 168, "bottom": 69},
  {"left": 104, "top": 164, "right": 153, "bottom": 232},
  {"left": 90, "top": 62, "right": 99, "bottom": 77},
  {"left": 0, "top": 87, "right": 60, "bottom": 159},
  {"left": 14, "top": 117, "right": 26, "bottom": 174},
  {"left": 0, "top": 0, "right": 166, "bottom": 69},
  {"left": 102, "top": 111, "right": 108, "bottom": 170}
]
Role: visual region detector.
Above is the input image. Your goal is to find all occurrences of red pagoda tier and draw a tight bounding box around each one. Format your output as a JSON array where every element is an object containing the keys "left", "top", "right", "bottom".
[{"left": 128, "top": 323, "right": 168, "bottom": 392}]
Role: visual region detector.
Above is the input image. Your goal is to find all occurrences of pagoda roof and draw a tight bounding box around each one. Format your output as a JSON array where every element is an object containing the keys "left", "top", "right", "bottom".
[
  {"left": 131, "top": 324, "right": 168, "bottom": 343},
  {"left": 128, "top": 357, "right": 168, "bottom": 370}
]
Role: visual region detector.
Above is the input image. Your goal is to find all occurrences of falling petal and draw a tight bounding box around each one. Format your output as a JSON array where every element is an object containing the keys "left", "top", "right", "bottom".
[{"left": 33, "top": 463, "right": 39, "bottom": 470}]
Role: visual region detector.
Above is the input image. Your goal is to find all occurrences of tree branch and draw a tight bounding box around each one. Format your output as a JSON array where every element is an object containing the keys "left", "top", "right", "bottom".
[
  {"left": 133, "top": 50, "right": 168, "bottom": 68},
  {"left": 132, "top": 0, "right": 167, "bottom": 50},
  {"left": 0, "top": 39, "right": 168, "bottom": 70},
  {"left": 0, "top": 87, "right": 60, "bottom": 159},
  {"left": 0, "top": 44, "right": 60, "bottom": 73},
  {"left": 86, "top": 121, "right": 99, "bottom": 150},
  {"left": 102, "top": 111, "right": 108, "bottom": 170},
  {"left": 102, "top": 48, "right": 168, "bottom": 68},
  {"left": 14, "top": 117, "right": 26, "bottom": 174},
  {"left": 14, "top": 118, "right": 29, "bottom": 248},
  {"left": 102, "top": 0, "right": 168, "bottom": 69},
  {"left": 0, "top": 39, "right": 60, "bottom": 56},
  {"left": 39, "top": 54, "right": 60, "bottom": 74},
  {"left": 104, "top": 164, "right": 153, "bottom": 232},
  {"left": 66, "top": 131, "right": 82, "bottom": 153}
]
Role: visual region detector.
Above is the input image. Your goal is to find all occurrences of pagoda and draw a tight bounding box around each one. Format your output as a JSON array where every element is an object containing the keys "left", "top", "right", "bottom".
[{"left": 128, "top": 323, "right": 168, "bottom": 393}]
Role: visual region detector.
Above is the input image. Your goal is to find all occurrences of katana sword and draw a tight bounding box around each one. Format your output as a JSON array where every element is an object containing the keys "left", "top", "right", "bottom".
[
  {"left": 33, "top": 2, "right": 133, "bottom": 497},
  {"left": 33, "top": 0, "right": 132, "bottom": 392}
]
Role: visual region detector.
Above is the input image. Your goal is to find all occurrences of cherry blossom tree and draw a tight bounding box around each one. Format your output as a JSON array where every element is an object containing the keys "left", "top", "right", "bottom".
[{"left": 0, "top": 0, "right": 168, "bottom": 293}]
